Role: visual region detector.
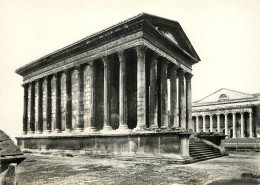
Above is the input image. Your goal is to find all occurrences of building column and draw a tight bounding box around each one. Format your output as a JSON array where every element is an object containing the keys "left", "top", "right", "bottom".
[
  {"left": 178, "top": 68, "right": 186, "bottom": 129},
  {"left": 88, "top": 61, "right": 97, "bottom": 132},
  {"left": 185, "top": 73, "right": 193, "bottom": 131},
  {"left": 65, "top": 70, "right": 72, "bottom": 132},
  {"left": 76, "top": 66, "right": 84, "bottom": 132},
  {"left": 169, "top": 64, "right": 177, "bottom": 128},
  {"left": 240, "top": 112, "right": 244, "bottom": 138},
  {"left": 232, "top": 113, "right": 236, "bottom": 138},
  {"left": 202, "top": 115, "right": 206, "bottom": 132},
  {"left": 196, "top": 116, "right": 199, "bottom": 133},
  {"left": 149, "top": 53, "right": 159, "bottom": 129},
  {"left": 209, "top": 114, "right": 213, "bottom": 132},
  {"left": 217, "top": 114, "right": 220, "bottom": 133},
  {"left": 249, "top": 111, "right": 253, "bottom": 138},
  {"left": 46, "top": 76, "right": 52, "bottom": 133},
  {"left": 102, "top": 56, "right": 113, "bottom": 131},
  {"left": 224, "top": 113, "right": 228, "bottom": 136},
  {"left": 22, "top": 84, "right": 29, "bottom": 135},
  {"left": 55, "top": 73, "right": 61, "bottom": 133},
  {"left": 117, "top": 50, "right": 130, "bottom": 131},
  {"left": 29, "top": 82, "right": 35, "bottom": 134},
  {"left": 37, "top": 79, "right": 43, "bottom": 134},
  {"left": 160, "top": 59, "right": 168, "bottom": 128},
  {"left": 135, "top": 46, "right": 147, "bottom": 130}
]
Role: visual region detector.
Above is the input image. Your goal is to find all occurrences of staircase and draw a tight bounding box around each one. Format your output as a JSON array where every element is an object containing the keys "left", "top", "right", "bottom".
[{"left": 189, "top": 140, "right": 224, "bottom": 162}]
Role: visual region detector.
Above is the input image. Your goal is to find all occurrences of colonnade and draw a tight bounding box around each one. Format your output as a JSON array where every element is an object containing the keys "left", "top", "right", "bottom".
[
  {"left": 192, "top": 109, "right": 254, "bottom": 138},
  {"left": 22, "top": 46, "right": 193, "bottom": 135}
]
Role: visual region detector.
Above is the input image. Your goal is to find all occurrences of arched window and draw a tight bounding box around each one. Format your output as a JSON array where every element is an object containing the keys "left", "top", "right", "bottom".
[{"left": 219, "top": 94, "right": 228, "bottom": 101}]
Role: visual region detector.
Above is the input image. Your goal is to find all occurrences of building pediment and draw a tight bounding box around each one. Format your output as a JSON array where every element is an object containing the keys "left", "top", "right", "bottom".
[{"left": 194, "top": 88, "right": 255, "bottom": 104}]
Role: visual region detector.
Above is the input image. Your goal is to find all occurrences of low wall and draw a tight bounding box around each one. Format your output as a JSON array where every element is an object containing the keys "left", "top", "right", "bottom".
[
  {"left": 16, "top": 131, "right": 191, "bottom": 163},
  {"left": 225, "top": 138, "right": 260, "bottom": 150}
]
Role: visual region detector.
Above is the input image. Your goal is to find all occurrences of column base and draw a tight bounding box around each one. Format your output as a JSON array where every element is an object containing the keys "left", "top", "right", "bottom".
[
  {"left": 65, "top": 129, "right": 72, "bottom": 133},
  {"left": 36, "top": 130, "right": 42, "bottom": 134},
  {"left": 150, "top": 125, "right": 159, "bottom": 129},
  {"left": 100, "top": 126, "right": 114, "bottom": 134},
  {"left": 116, "top": 126, "right": 132, "bottom": 134},
  {"left": 27, "top": 131, "right": 35, "bottom": 135},
  {"left": 22, "top": 131, "right": 27, "bottom": 135},
  {"left": 43, "top": 130, "right": 51, "bottom": 134},
  {"left": 75, "top": 128, "right": 84, "bottom": 132},
  {"left": 55, "top": 129, "right": 61, "bottom": 133}
]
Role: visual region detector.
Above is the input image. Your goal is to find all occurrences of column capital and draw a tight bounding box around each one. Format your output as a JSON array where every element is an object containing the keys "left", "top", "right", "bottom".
[
  {"left": 22, "top": 83, "right": 29, "bottom": 88},
  {"left": 88, "top": 60, "right": 95, "bottom": 66},
  {"left": 184, "top": 72, "right": 193, "bottom": 81},
  {"left": 118, "top": 50, "right": 127, "bottom": 61},
  {"left": 101, "top": 55, "right": 110, "bottom": 66},
  {"left": 151, "top": 52, "right": 159, "bottom": 61},
  {"left": 135, "top": 45, "right": 147, "bottom": 57}
]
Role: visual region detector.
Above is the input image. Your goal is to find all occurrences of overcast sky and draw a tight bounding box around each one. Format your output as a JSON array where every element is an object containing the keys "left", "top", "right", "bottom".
[{"left": 0, "top": 0, "right": 259, "bottom": 140}]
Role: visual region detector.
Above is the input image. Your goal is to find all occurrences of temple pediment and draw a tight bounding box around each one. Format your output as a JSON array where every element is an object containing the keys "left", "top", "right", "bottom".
[{"left": 194, "top": 88, "right": 255, "bottom": 104}]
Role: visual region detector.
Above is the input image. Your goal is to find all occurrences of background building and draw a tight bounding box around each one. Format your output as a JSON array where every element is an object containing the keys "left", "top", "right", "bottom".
[{"left": 192, "top": 88, "right": 260, "bottom": 139}]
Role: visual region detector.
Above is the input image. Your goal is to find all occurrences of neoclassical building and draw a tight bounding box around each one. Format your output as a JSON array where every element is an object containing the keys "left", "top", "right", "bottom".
[
  {"left": 192, "top": 88, "right": 260, "bottom": 139},
  {"left": 15, "top": 13, "right": 201, "bottom": 162}
]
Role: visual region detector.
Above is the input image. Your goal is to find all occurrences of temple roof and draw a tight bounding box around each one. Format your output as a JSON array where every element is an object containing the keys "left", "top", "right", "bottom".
[{"left": 15, "top": 13, "right": 200, "bottom": 77}]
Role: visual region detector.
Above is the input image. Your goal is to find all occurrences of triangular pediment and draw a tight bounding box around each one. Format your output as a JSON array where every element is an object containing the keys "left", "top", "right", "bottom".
[
  {"left": 143, "top": 13, "right": 200, "bottom": 62},
  {"left": 195, "top": 88, "right": 255, "bottom": 103}
]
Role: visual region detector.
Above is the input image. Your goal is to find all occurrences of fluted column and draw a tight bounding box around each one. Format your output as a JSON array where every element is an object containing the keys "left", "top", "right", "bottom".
[
  {"left": 135, "top": 46, "right": 147, "bottom": 130},
  {"left": 22, "top": 84, "right": 29, "bottom": 135},
  {"left": 46, "top": 76, "right": 52, "bottom": 133},
  {"left": 65, "top": 70, "right": 72, "bottom": 132},
  {"left": 88, "top": 61, "right": 97, "bottom": 132},
  {"left": 149, "top": 53, "right": 159, "bottom": 129},
  {"left": 102, "top": 56, "right": 113, "bottom": 131},
  {"left": 224, "top": 113, "right": 228, "bottom": 136},
  {"left": 240, "top": 112, "right": 244, "bottom": 138},
  {"left": 178, "top": 68, "right": 186, "bottom": 129},
  {"left": 202, "top": 115, "right": 206, "bottom": 132},
  {"left": 76, "top": 65, "right": 84, "bottom": 132},
  {"left": 37, "top": 79, "right": 43, "bottom": 133},
  {"left": 117, "top": 50, "right": 130, "bottom": 131},
  {"left": 217, "top": 114, "right": 220, "bottom": 133},
  {"left": 249, "top": 111, "right": 253, "bottom": 138},
  {"left": 160, "top": 59, "right": 168, "bottom": 128},
  {"left": 55, "top": 73, "right": 61, "bottom": 133},
  {"left": 196, "top": 116, "right": 199, "bottom": 133},
  {"left": 209, "top": 114, "right": 213, "bottom": 132},
  {"left": 169, "top": 64, "right": 177, "bottom": 128},
  {"left": 29, "top": 82, "right": 35, "bottom": 134},
  {"left": 185, "top": 73, "right": 193, "bottom": 131},
  {"left": 232, "top": 113, "right": 236, "bottom": 138}
]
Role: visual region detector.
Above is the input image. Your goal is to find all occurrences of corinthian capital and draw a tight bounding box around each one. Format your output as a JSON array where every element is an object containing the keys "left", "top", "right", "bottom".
[
  {"left": 185, "top": 72, "right": 193, "bottom": 81},
  {"left": 135, "top": 45, "right": 147, "bottom": 57},
  {"left": 118, "top": 50, "right": 126, "bottom": 62}
]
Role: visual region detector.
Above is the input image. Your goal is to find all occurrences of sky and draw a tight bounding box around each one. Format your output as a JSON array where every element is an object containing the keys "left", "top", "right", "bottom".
[{"left": 0, "top": 0, "right": 259, "bottom": 141}]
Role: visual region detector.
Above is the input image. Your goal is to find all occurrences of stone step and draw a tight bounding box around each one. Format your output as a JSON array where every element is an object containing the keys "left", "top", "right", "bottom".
[{"left": 189, "top": 140, "right": 224, "bottom": 163}]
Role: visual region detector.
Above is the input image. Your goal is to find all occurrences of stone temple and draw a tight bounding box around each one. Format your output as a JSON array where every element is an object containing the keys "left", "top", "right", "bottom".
[{"left": 15, "top": 13, "right": 210, "bottom": 163}]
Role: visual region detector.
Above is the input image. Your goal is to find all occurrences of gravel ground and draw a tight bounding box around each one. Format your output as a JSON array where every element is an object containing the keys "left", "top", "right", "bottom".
[{"left": 16, "top": 151, "right": 260, "bottom": 185}]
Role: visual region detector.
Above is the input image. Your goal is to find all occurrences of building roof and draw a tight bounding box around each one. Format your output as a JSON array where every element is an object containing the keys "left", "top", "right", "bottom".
[
  {"left": 193, "top": 88, "right": 259, "bottom": 105},
  {"left": 15, "top": 13, "right": 200, "bottom": 78}
]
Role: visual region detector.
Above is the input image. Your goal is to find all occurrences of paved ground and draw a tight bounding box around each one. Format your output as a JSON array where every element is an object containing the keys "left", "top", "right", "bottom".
[{"left": 16, "top": 151, "right": 260, "bottom": 185}]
